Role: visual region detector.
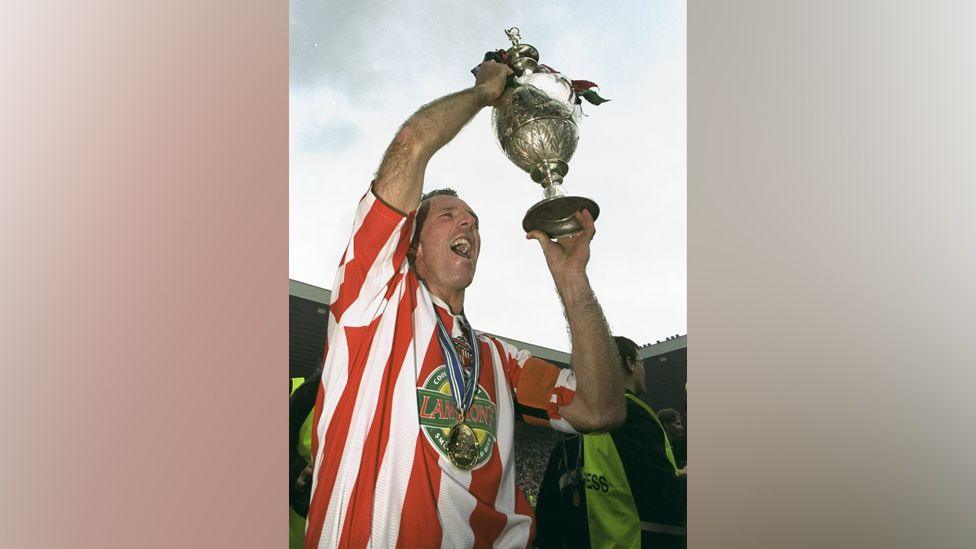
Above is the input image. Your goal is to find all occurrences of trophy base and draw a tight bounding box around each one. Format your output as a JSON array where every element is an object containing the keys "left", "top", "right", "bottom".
[{"left": 522, "top": 196, "right": 600, "bottom": 238}]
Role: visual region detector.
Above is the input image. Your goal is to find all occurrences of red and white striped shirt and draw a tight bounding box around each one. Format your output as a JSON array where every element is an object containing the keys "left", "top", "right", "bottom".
[{"left": 306, "top": 189, "right": 578, "bottom": 548}]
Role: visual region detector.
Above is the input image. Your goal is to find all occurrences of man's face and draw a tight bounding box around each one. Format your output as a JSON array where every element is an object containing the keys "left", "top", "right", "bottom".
[
  {"left": 629, "top": 356, "right": 647, "bottom": 395},
  {"left": 413, "top": 195, "right": 481, "bottom": 294},
  {"left": 666, "top": 416, "right": 685, "bottom": 441}
]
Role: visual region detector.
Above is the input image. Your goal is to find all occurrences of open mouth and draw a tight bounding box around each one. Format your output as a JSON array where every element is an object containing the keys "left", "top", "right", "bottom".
[{"left": 450, "top": 237, "right": 472, "bottom": 259}]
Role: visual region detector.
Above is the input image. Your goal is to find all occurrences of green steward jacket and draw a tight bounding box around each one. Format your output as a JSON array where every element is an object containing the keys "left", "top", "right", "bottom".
[{"left": 535, "top": 393, "right": 686, "bottom": 548}]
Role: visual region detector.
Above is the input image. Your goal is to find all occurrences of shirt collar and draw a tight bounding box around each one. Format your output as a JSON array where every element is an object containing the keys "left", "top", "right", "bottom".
[
  {"left": 425, "top": 284, "right": 469, "bottom": 335},
  {"left": 425, "top": 284, "right": 465, "bottom": 317}
]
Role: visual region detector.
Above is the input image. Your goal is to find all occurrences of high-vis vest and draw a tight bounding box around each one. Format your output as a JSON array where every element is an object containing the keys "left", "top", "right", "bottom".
[
  {"left": 290, "top": 377, "right": 314, "bottom": 460},
  {"left": 289, "top": 378, "right": 314, "bottom": 549},
  {"left": 582, "top": 394, "right": 684, "bottom": 548}
]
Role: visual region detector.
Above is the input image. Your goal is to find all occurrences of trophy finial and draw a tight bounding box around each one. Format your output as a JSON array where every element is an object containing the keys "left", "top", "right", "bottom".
[
  {"left": 501, "top": 27, "right": 539, "bottom": 76},
  {"left": 504, "top": 27, "right": 521, "bottom": 46}
]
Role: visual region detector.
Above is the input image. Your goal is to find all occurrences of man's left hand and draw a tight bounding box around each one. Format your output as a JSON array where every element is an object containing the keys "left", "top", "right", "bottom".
[{"left": 526, "top": 209, "right": 595, "bottom": 281}]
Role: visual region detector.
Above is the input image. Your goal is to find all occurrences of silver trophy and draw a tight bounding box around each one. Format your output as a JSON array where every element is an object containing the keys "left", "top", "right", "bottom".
[{"left": 491, "top": 27, "right": 600, "bottom": 238}]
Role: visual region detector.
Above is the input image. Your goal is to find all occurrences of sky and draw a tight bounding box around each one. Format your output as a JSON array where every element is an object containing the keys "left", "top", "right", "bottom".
[{"left": 290, "top": 1, "right": 685, "bottom": 352}]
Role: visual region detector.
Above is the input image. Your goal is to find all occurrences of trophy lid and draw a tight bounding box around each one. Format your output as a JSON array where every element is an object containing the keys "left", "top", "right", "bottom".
[{"left": 503, "top": 27, "right": 539, "bottom": 75}]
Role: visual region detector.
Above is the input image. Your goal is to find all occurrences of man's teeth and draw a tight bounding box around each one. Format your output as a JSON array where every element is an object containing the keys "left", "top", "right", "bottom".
[{"left": 451, "top": 238, "right": 471, "bottom": 257}]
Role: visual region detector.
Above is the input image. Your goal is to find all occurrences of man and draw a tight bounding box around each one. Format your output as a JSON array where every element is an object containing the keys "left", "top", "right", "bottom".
[
  {"left": 304, "top": 60, "right": 626, "bottom": 548},
  {"left": 535, "top": 336, "right": 686, "bottom": 548},
  {"left": 656, "top": 408, "right": 686, "bottom": 470}
]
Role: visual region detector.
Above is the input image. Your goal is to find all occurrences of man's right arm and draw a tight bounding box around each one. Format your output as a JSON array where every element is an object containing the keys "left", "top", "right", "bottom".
[{"left": 371, "top": 61, "right": 512, "bottom": 214}]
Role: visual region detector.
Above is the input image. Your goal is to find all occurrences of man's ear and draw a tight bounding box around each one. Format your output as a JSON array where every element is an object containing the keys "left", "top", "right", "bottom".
[{"left": 407, "top": 240, "right": 422, "bottom": 268}]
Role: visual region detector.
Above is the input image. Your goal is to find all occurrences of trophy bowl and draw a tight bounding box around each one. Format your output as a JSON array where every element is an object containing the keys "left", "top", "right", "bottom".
[{"left": 490, "top": 30, "right": 600, "bottom": 238}]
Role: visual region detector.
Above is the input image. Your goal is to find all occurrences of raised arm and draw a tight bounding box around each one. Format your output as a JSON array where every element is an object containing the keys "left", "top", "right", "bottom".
[
  {"left": 526, "top": 210, "right": 627, "bottom": 432},
  {"left": 372, "top": 61, "right": 513, "bottom": 214}
]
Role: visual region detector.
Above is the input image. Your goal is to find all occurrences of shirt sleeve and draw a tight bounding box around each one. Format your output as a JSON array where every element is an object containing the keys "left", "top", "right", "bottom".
[
  {"left": 327, "top": 185, "right": 416, "bottom": 329},
  {"left": 490, "top": 337, "right": 578, "bottom": 434}
]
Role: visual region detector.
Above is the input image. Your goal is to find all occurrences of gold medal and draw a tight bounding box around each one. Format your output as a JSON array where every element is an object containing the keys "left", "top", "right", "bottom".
[
  {"left": 446, "top": 420, "right": 478, "bottom": 470},
  {"left": 426, "top": 296, "right": 484, "bottom": 470}
]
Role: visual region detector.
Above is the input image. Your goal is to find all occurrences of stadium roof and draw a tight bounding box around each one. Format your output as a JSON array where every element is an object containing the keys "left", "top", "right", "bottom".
[{"left": 639, "top": 335, "right": 687, "bottom": 359}]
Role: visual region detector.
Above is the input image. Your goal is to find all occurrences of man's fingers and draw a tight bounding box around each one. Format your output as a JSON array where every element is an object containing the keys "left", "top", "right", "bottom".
[
  {"left": 525, "top": 229, "right": 550, "bottom": 245},
  {"left": 484, "top": 60, "right": 513, "bottom": 75},
  {"left": 528, "top": 230, "right": 565, "bottom": 260},
  {"left": 475, "top": 60, "right": 513, "bottom": 80},
  {"left": 577, "top": 209, "right": 596, "bottom": 239}
]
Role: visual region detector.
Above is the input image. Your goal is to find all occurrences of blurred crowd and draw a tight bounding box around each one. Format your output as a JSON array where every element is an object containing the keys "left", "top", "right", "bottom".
[{"left": 514, "top": 423, "right": 564, "bottom": 505}]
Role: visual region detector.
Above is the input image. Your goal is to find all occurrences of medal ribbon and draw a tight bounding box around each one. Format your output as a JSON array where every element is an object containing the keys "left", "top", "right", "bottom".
[{"left": 432, "top": 308, "right": 480, "bottom": 420}]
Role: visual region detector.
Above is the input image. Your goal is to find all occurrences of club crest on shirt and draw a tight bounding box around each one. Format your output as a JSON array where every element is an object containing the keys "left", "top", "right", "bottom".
[{"left": 417, "top": 365, "right": 497, "bottom": 470}]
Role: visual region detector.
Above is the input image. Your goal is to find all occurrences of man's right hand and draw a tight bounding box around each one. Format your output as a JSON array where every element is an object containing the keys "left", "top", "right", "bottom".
[
  {"left": 373, "top": 63, "right": 514, "bottom": 214},
  {"left": 473, "top": 61, "right": 513, "bottom": 106},
  {"left": 295, "top": 465, "right": 313, "bottom": 491}
]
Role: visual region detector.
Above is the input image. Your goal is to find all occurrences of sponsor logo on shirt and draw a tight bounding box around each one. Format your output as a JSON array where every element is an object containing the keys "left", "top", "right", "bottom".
[{"left": 417, "top": 365, "right": 497, "bottom": 469}]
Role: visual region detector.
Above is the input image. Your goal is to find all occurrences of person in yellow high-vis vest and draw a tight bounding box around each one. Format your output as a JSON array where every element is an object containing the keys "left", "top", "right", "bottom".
[
  {"left": 535, "top": 336, "right": 686, "bottom": 548},
  {"left": 289, "top": 372, "right": 319, "bottom": 549}
]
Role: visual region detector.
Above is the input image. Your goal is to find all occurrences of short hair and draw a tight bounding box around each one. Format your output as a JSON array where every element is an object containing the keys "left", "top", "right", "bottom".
[
  {"left": 408, "top": 188, "right": 459, "bottom": 266},
  {"left": 613, "top": 335, "right": 640, "bottom": 373},
  {"left": 657, "top": 408, "right": 681, "bottom": 425}
]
